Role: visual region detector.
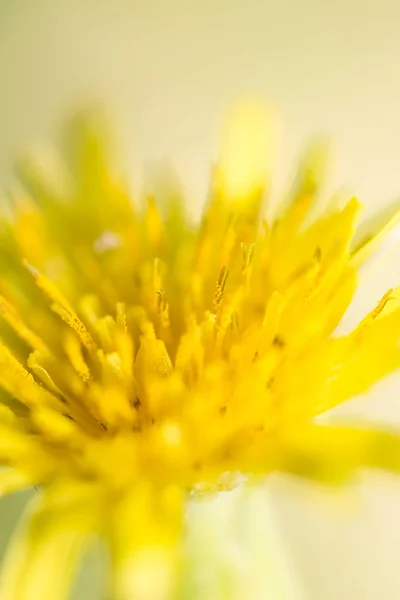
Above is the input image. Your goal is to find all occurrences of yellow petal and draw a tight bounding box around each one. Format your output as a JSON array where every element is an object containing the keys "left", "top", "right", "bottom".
[
  {"left": 0, "top": 469, "right": 35, "bottom": 496},
  {"left": 109, "top": 483, "right": 183, "bottom": 600},
  {"left": 351, "top": 198, "right": 400, "bottom": 268},
  {"left": 219, "top": 99, "right": 278, "bottom": 201},
  {"left": 278, "top": 424, "right": 400, "bottom": 483},
  {"left": 0, "top": 490, "right": 93, "bottom": 600}
]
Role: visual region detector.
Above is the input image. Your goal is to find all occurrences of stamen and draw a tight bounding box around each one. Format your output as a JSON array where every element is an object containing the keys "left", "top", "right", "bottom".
[
  {"left": 24, "top": 260, "right": 97, "bottom": 351},
  {"left": 213, "top": 266, "right": 229, "bottom": 312},
  {"left": 0, "top": 295, "right": 47, "bottom": 351}
]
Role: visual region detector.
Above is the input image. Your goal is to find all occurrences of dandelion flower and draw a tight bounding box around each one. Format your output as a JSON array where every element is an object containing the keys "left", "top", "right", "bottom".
[{"left": 1, "top": 105, "right": 400, "bottom": 599}]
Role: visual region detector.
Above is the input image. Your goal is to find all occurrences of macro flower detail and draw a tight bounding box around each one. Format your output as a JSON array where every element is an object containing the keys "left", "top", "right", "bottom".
[{"left": 0, "top": 105, "right": 400, "bottom": 599}]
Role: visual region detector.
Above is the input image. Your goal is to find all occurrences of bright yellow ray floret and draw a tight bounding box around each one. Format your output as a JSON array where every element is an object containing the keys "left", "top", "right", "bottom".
[{"left": 0, "top": 105, "right": 400, "bottom": 599}]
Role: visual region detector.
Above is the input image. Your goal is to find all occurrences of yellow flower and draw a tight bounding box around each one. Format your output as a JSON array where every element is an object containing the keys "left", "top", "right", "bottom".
[{"left": 0, "top": 103, "right": 400, "bottom": 599}]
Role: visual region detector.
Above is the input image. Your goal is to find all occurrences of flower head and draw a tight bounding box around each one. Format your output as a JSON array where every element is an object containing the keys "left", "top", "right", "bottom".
[{"left": 1, "top": 105, "right": 400, "bottom": 599}]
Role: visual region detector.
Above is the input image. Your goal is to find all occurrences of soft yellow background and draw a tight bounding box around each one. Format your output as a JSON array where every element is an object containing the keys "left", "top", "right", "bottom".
[{"left": 1, "top": 1, "right": 400, "bottom": 598}]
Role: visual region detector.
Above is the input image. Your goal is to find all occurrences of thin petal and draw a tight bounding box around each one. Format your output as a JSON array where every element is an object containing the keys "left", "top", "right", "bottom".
[
  {"left": 315, "top": 296, "right": 400, "bottom": 414},
  {"left": 0, "top": 488, "right": 94, "bottom": 600},
  {"left": 109, "top": 483, "right": 183, "bottom": 600},
  {"left": 0, "top": 469, "right": 35, "bottom": 496},
  {"left": 277, "top": 424, "right": 400, "bottom": 483},
  {"left": 351, "top": 198, "right": 400, "bottom": 268},
  {"left": 218, "top": 100, "right": 277, "bottom": 201},
  {"left": 238, "top": 424, "right": 400, "bottom": 483}
]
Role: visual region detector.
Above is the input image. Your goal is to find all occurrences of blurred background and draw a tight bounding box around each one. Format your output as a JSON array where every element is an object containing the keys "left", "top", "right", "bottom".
[{"left": 2, "top": 1, "right": 400, "bottom": 598}]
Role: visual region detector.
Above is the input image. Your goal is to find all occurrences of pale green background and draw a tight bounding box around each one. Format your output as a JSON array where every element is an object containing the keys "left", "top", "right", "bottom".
[{"left": 1, "top": 1, "right": 400, "bottom": 598}]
